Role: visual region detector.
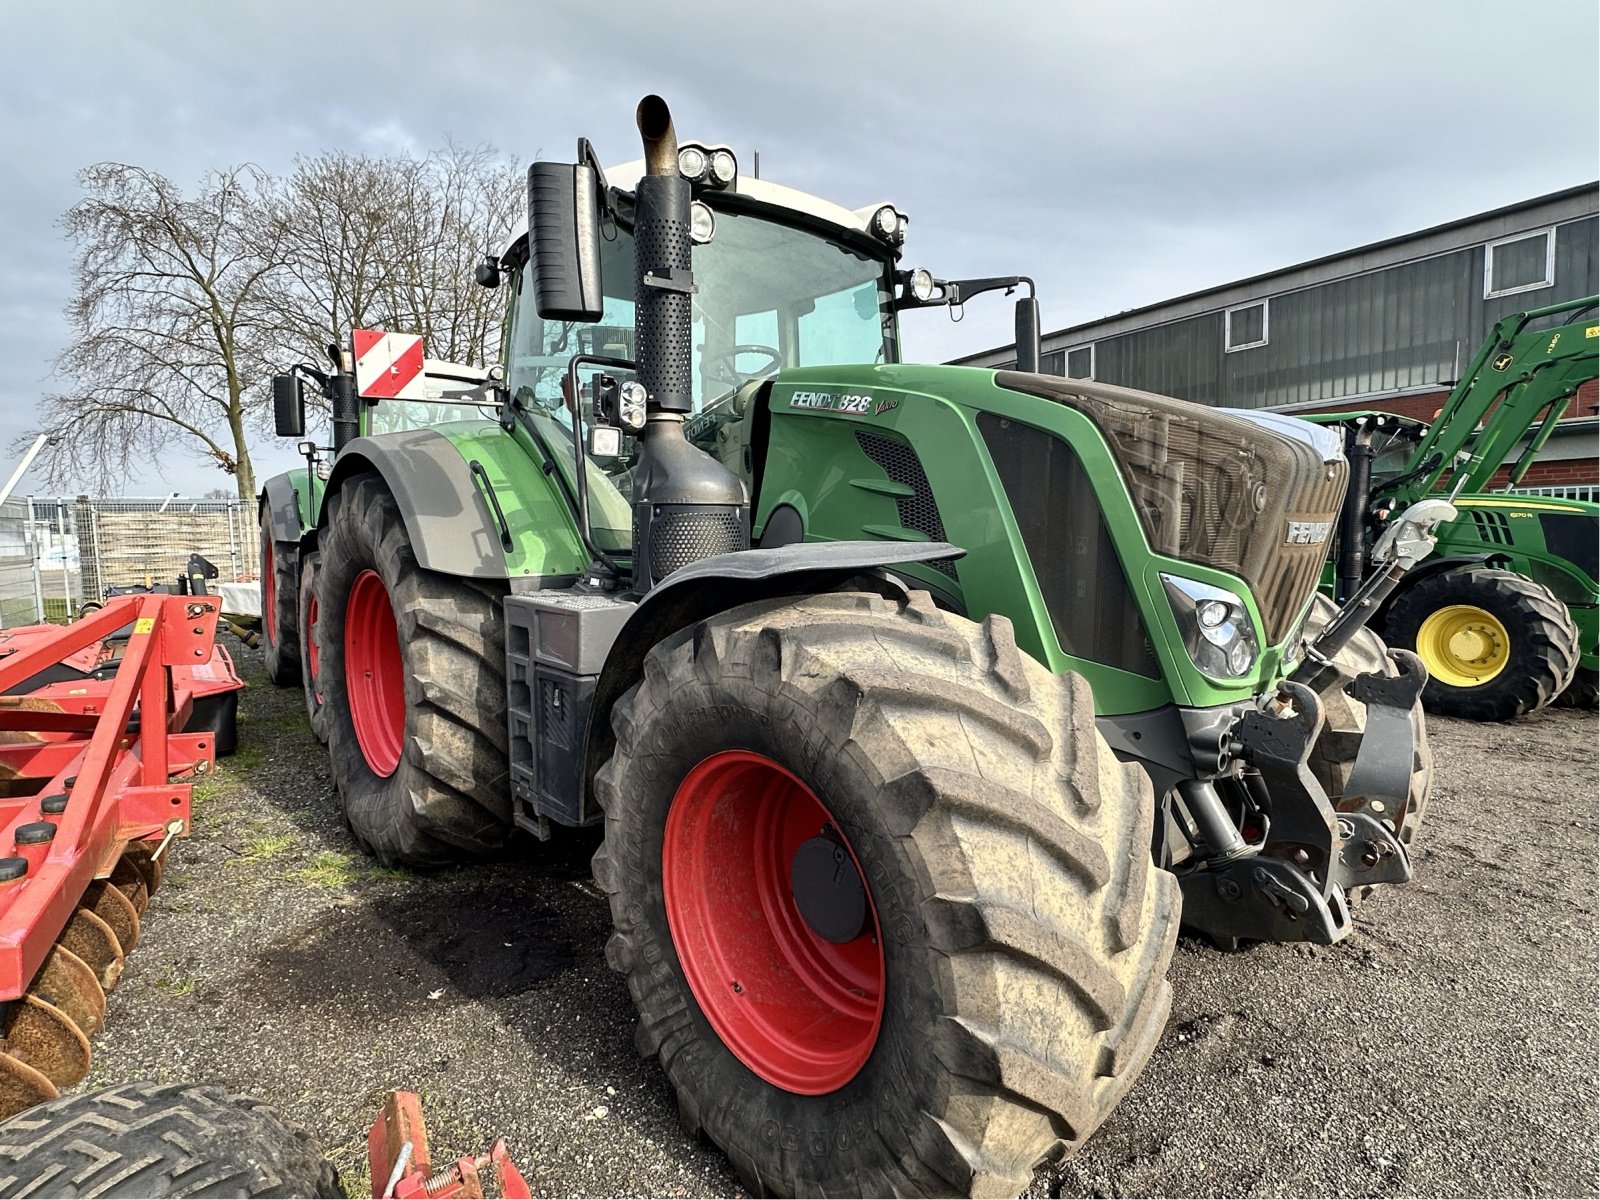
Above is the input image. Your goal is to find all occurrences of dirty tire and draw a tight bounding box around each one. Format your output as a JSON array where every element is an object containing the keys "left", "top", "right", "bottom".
[
  {"left": 1383, "top": 567, "right": 1580, "bottom": 722},
  {"left": 259, "top": 512, "right": 300, "bottom": 688},
  {"left": 318, "top": 473, "right": 510, "bottom": 866},
  {"left": 298, "top": 551, "right": 330, "bottom": 745},
  {"left": 0, "top": 1081, "right": 340, "bottom": 1198},
  {"left": 1302, "top": 595, "right": 1433, "bottom": 847},
  {"left": 1556, "top": 666, "right": 1598, "bottom": 709},
  {"left": 593, "top": 589, "right": 1180, "bottom": 1198}
]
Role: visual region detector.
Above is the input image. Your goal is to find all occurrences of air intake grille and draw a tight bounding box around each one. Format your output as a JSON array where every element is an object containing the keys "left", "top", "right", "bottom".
[
  {"left": 1468, "top": 508, "right": 1513, "bottom": 546},
  {"left": 854, "top": 431, "right": 958, "bottom": 579}
]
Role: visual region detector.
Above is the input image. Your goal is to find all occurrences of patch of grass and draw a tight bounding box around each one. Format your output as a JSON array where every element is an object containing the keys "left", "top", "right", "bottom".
[
  {"left": 228, "top": 742, "right": 268, "bottom": 773},
  {"left": 237, "top": 833, "right": 296, "bottom": 863},
  {"left": 152, "top": 974, "right": 196, "bottom": 998},
  {"left": 293, "top": 850, "right": 408, "bottom": 889}
]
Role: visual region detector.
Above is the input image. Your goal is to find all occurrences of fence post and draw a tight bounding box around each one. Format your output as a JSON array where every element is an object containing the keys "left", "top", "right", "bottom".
[
  {"left": 26, "top": 497, "right": 44, "bottom": 623},
  {"left": 59, "top": 502, "right": 75, "bottom": 616}
]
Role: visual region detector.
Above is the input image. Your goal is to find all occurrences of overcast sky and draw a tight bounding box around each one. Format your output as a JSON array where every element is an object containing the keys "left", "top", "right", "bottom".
[{"left": 2, "top": 0, "right": 1596, "bottom": 497}]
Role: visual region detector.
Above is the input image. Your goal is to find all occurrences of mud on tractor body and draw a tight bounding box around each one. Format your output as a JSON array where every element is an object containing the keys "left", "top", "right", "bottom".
[{"left": 257, "top": 96, "right": 1436, "bottom": 1197}]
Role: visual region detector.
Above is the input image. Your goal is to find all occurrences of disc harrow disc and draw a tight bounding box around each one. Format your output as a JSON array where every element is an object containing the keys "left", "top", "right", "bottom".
[
  {"left": 122, "top": 844, "right": 164, "bottom": 895},
  {"left": 83, "top": 880, "right": 141, "bottom": 954},
  {"left": 57, "top": 908, "right": 125, "bottom": 993},
  {"left": 31, "top": 946, "right": 107, "bottom": 1039},
  {"left": 0, "top": 1053, "right": 57, "bottom": 1122},
  {"left": 109, "top": 856, "right": 151, "bottom": 917},
  {"left": 2, "top": 994, "right": 91, "bottom": 1089}
]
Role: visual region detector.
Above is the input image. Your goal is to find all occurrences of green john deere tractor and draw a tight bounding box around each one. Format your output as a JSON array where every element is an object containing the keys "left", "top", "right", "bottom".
[
  {"left": 260, "top": 96, "right": 1438, "bottom": 1197},
  {"left": 1303, "top": 295, "right": 1597, "bottom": 720}
]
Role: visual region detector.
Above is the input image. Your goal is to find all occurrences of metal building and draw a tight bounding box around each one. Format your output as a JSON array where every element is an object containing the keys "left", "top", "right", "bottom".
[{"left": 954, "top": 185, "right": 1598, "bottom": 489}]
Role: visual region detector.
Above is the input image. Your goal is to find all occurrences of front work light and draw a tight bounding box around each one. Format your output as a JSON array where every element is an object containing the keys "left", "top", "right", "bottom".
[
  {"left": 689, "top": 200, "right": 716, "bottom": 245},
  {"left": 708, "top": 148, "right": 737, "bottom": 187},
  {"left": 677, "top": 145, "right": 708, "bottom": 181},
  {"left": 1162, "top": 574, "right": 1260, "bottom": 679}
]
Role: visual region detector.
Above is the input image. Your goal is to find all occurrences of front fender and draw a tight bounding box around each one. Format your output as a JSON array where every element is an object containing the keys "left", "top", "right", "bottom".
[{"left": 578, "top": 541, "right": 965, "bottom": 820}]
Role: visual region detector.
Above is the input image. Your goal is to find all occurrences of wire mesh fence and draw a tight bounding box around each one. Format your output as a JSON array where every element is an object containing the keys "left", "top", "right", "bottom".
[{"left": 0, "top": 496, "right": 260, "bottom": 628}]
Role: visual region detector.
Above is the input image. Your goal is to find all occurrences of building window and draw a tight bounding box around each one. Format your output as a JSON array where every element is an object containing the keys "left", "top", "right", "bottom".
[
  {"left": 1066, "top": 344, "right": 1094, "bottom": 379},
  {"left": 1040, "top": 350, "right": 1066, "bottom": 375},
  {"left": 1225, "top": 301, "right": 1268, "bottom": 352},
  {"left": 1484, "top": 228, "right": 1554, "bottom": 298}
]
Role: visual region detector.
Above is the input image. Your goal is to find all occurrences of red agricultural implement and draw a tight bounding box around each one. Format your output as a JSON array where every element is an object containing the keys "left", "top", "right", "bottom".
[{"left": 0, "top": 593, "right": 241, "bottom": 1119}]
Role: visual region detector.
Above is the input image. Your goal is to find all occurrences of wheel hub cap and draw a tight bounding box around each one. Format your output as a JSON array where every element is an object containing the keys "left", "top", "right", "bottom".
[
  {"left": 1418, "top": 604, "right": 1510, "bottom": 687},
  {"left": 662, "top": 751, "right": 885, "bottom": 1095}
]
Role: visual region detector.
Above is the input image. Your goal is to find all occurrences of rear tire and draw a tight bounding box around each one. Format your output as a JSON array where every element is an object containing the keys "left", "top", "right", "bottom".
[
  {"left": 1556, "top": 666, "right": 1598, "bottom": 709},
  {"left": 594, "top": 589, "right": 1180, "bottom": 1198},
  {"left": 0, "top": 1081, "right": 340, "bottom": 1198},
  {"left": 1302, "top": 595, "right": 1432, "bottom": 847},
  {"left": 1383, "top": 567, "right": 1579, "bottom": 721},
  {"left": 318, "top": 474, "right": 510, "bottom": 866},
  {"left": 259, "top": 513, "right": 300, "bottom": 688}
]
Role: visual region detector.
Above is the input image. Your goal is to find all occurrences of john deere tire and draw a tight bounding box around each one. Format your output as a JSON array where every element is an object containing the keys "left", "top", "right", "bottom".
[
  {"left": 318, "top": 474, "right": 510, "bottom": 866},
  {"left": 1556, "top": 666, "right": 1599, "bottom": 709},
  {"left": 1301, "top": 596, "right": 1432, "bottom": 847},
  {"left": 298, "top": 551, "right": 330, "bottom": 745},
  {"left": 1383, "top": 567, "right": 1580, "bottom": 722},
  {"left": 259, "top": 514, "right": 300, "bottom": 687},
  {"left": 593, "top": 589, "right": 1180, "bottom": 1198},
  {"left": 0, "top": 1081, "right": 340, "bottom": 1198}
]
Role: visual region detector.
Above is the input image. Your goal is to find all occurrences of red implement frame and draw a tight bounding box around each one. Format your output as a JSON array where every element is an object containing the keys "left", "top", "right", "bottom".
[
  {"left": 0, "top": 594, "right": 225, "bottom": 1001},
  {"left": 368, "top": 1091, "right": 530, "bottom": 1199}
]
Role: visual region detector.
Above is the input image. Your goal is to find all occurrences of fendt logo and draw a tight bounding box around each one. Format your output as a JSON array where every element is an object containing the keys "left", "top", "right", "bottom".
[
  {"left": 789, "top": 391, "right": 874, "bottom": 414},
  {"left": 1285, "top": 520, "right": 1333, "bottom": 545}
]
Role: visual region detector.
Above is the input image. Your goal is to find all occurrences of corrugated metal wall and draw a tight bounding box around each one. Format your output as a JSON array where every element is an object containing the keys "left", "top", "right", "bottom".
[{"left": 1032, "top": 215, "right": 1598, "bottom": 409}]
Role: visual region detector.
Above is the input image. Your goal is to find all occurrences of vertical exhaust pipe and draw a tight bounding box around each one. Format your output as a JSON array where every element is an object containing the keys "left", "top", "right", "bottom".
[{"left": 629, "top": 95, "right": 748, "bottom": 593}]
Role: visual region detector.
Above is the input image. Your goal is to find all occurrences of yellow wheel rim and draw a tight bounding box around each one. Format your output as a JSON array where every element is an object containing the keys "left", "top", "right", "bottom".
[{"left": 1417, "top": 604, "right": 1510, "bottom": 687}]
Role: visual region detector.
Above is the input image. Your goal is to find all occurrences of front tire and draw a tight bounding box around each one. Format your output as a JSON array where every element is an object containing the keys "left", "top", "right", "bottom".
[
  {"left": 594, "top": 589, "right": 1180, "bottom": 1198},
  {"left": 318, "top": 474, "right": 510, "bottom": 866},
  {"left": 0, "top": 1082, "right": 340, "bottom": 1198},
  {"left": 298, "top": 551, "right": 329, "bottom": 745},
  {"left": 259, "top": 513, "right": 300, "bottom": 687},
  {"left": 1384, "top": 567, "right": 1579, "bottom": 721}
]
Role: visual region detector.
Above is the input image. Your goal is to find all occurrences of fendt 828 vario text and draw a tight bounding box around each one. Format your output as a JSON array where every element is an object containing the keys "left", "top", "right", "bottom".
[{"left": 258, "top": 97, "right": 1439, "bottom": 1197}]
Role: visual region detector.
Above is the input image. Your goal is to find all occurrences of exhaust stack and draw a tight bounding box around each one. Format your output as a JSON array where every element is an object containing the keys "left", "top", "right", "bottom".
[{"left": 628, "top": 95, "right": 748, "bottom": 592}]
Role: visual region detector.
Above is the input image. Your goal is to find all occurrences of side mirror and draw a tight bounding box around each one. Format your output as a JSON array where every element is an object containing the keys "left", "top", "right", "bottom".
[
  {"left": 527, "top": 161, "right": 604, "bottom": 322},
  {"left": 1014, "top": 296, "right": 1041, "bottom": 374},
  {"left": 272, "top": 374, "right": 305, "bottom": 438}
]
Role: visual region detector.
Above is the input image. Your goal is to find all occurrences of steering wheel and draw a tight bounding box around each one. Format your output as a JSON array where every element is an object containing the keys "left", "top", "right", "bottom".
[{"left": 705, "top": 343, "right": 783, "bottom": 386}]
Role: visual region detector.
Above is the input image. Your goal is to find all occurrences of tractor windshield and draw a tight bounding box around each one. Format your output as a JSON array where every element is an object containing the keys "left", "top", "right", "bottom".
[{"left": 504, "top": 205, "right": 896, "bottom": 551}]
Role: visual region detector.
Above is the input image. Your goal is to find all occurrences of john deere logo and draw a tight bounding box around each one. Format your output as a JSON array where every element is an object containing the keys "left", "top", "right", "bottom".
[{"left": 1491, "top": 351, "right": 1514, "bottom": 371}]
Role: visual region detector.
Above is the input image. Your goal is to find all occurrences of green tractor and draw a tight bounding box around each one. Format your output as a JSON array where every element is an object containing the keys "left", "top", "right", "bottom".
[
  {"left": 1303, "top": 295, "right": 1597, "bottom": 720},
  {"left": 260, "top": 96, "right": 1437, "bottom": 1197}
]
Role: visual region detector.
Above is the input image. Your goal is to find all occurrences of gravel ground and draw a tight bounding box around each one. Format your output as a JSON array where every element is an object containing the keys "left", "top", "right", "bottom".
[{"left": 75, "top": 643, "right": 1598, "bottom": 1198}]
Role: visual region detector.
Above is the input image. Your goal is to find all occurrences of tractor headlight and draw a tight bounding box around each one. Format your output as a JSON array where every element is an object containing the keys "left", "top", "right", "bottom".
[
  {"left": 677, "top": 145, "right": 708, "bottom": 182},
  {"left": 708, "top": 148, "right": 737, "bottom": 187},
  {"left": 689, "top": 200, "right": 716, "bottom": 245},
  {"left": 617, "top": 380, "right": 649, "bottom": 431},
  {"left": 908, "top": 267, "right": 935, "bottom": 302},
  {"left": 871, "top": 205, "right": 906, "bottom": 245},
  {"left": 1162, "top": 574, "right": 1260, "bottom": 679}
]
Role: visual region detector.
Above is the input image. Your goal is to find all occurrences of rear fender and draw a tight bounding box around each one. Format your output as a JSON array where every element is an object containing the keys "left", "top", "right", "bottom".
[
  {"left": 259, "top": 471, "right": 311, "bottom": 545},
  {"left": 321, "top": 429, "right": 589, "bottom": 581}
]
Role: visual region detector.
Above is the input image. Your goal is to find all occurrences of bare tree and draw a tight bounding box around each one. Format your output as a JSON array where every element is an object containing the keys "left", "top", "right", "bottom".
[
  {"left": 34, "top": 163, "right": 287, "bottom": 499},
  {"left": 263, "top": 143, "right": 520, "bottom": 385},
  {"left": 31, "top": 145, "right": 520, "bottom": 499}
]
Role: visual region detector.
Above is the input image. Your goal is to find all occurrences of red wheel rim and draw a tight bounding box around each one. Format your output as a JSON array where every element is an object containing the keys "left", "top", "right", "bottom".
[
  {"left": 262, "top": 538, "right": 276, "bottom": 641},
  {"left": 662, "top": 751, "right": 885, "bottom": 1094},
  {"left": 345, "top": 569, "right": 403, "bottom": 776},
  {"left": 306, "top": 591, "right": 321, "bottom": 705}
]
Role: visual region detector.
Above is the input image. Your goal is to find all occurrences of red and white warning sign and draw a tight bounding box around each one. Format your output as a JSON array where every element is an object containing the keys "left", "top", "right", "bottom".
[{"left": 352, "top": 329, "right": 426, "bottom": 401}]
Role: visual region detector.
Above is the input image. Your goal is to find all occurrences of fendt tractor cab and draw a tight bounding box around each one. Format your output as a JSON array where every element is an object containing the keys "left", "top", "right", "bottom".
[
  {"left": 1304, "top": 295, "right": 1598, "bottom": 720},
  {"left": 261, "top": 97, "right": 1439, "bottom": 1197}
]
